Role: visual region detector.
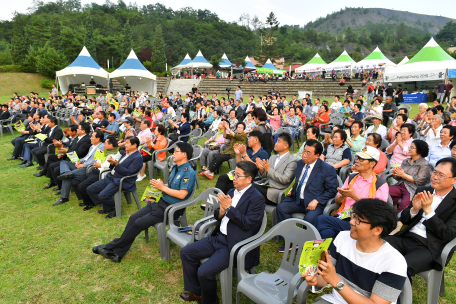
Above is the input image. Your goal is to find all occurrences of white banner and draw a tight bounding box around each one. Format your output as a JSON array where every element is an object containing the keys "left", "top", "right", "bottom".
[{"left": 384, "top": 69, "right": 446, "bottom": 82}]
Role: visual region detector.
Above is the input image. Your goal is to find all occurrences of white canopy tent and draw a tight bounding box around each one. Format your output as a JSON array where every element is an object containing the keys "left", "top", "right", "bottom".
[
  {"left": 326, "top": 50, "right": 356, "bottom": 71},
  {"left": 218, "top": 53, "right": 233, "bottom": 68},
  {"left": 384, "top": 37, "right": 456, "bottom": 82},
  {"left": 244, "top": 55, "right": 257, "bottom": 70},
  {"left": 356, "top": 46, "right": 396, "bottom": 69},
  {"left": 398, "top": 56, "right": 409, "bottom": 66},
  {"left": 56, "top": 46, "right": 109, "bottom": 94},
  {"left": 109, "top": 49, "right": 157, "bottom": 96},
  {"left": 295, "top": 52, "right": 327, "bottom": 73},
  {"left": 170, "top": 53, "right": 192, "bottom": 74},
  {"left": 186, "top": 50, "right": 213, "bottom": 69}
]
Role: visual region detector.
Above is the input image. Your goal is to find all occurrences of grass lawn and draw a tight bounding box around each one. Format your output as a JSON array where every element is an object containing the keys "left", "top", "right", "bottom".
[{"left": 0, "top": 89, "right": 455, "bottom": 303}]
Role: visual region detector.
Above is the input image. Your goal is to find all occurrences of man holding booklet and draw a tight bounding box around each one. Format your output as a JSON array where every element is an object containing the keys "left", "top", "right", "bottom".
[
  {"left": 302, "top": 199, "right": 407, "bottom": 304},
  {"left": 92, "top": 142, "right": 195, "bottom": 262}
]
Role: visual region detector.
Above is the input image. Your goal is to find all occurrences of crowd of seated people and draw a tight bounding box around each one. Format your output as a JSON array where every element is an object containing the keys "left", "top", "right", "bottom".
[{"left": 4, "top": 87, "right": 456, "bottom": 304}]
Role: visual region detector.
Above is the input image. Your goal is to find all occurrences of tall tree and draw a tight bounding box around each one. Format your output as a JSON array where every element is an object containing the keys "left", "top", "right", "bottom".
[
  {"left": 84, "top": 13, "right": 96, "bottom": 61},
  {"left": 396, "top": 22, "right": 407, "bottom": 41},
  {"left": 120, "top": 19, "right": 132, "bottom": 61},
  {"left": 436, "top": 21, "right": 456, "bottom": 42},
  {"left": 254, "top": 12, "right": 282, "bottom": 65},
  {"left": 11, "top": 15, "right": 29, "bottom": 65},
  {"left": 50, "top": 17, "right": 63, "bottom": 52},
  {"left": 150, "top": 24, "right": 166, "bottom": 73}
]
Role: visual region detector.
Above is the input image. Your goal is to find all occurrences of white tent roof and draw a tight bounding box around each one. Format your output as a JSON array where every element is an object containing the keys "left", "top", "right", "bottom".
[
  {"left": 56, "top": 46, "right": 109, "bottom": 94},
  {"left": 262, "top": 58, "right": 277, "bottom": 69},
  {"left": 356, "top": 46, "right": 396, "bottom": 69},
  {"left": 186, "top": 50, "right": 213, "bottom": 69},
  {"left": 398, "top": 56, "right": 409, "bottom": 66},
  {"left": 219, "top": 53, "right": 233, "bottom": 68},
  {"left": 295, "top": 52, "right": 327, "bottom": 73},
  {"left": 109, "top": 49, "right": 157, "bottom": 95},
  {"left": 244, "top": 55, "right": 256, "bottom": 69},
  {"left": 326, "top": 50, "right": 356, "bottom": 71},
  {"left": 384, "top": 37, "right": 456, "bottom": 82},
  {"left": 171, "top": 53, "right": 192, "bottom": 73}
]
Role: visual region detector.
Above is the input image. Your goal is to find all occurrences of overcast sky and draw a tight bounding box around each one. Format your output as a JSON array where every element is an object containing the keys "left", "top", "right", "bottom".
[{"left": 2, "top": 0, "right": 456, "bottom": 24}]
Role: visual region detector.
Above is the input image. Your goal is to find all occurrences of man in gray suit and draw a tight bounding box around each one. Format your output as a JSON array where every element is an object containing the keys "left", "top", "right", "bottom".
[{"left": 254, "top": 133, "right": 298, "bottom": 204}]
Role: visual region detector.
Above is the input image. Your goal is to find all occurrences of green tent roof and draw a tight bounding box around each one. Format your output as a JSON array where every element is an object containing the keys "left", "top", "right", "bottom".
[
  {"left": 406, "top": 37, "right": 455, "bottom": 64},
  {"left": 362, "top": 46, "right": 390, "bottom": 61},
  {"left": 331, "top": 50, "right": 356, "bottom": 63},
  {"left": 305, "top": 53, "right": 327, "bottom": 65}
]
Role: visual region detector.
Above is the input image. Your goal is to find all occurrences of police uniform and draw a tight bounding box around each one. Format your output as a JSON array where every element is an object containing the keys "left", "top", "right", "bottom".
[{"left": 104, "top": 162, "right": 196, "bottom": 258}]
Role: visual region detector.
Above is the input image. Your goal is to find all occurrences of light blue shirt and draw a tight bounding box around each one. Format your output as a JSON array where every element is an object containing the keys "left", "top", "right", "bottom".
[
  {"left": 235, "top": 90, "right": 242, "bottom": 100},
  {"left": 426, "top": 142, "right": 451, "bottom": 167},
  {"left": 112, "top": 110, "right": 121, "bottom": 120},
  {"left": 105, "top": 121, "right": 119, "bottom": 139}
]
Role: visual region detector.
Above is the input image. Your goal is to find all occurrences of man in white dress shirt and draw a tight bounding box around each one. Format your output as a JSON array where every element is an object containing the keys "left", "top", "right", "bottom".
[{"left": 365, "top": 114, "right": 388, "bottom": 139}]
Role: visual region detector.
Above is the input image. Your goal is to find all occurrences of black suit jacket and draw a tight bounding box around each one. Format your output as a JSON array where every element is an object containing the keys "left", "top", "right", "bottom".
[
  {"left": 0, "top": 111, "right": 11, "bottom": 120},
  {"left": 235, "top": 106, "right": 244, "bottom": 122},
  {"left": 213, "top": 185, "right": 266, "bottom": 270},
  {"left": 44, "top": 126, "right": 64, "bottom": 145},
  {"left": 69, "top": 135, "right": 91, "bottom": 159},
  {"left": 398, "top": 186, "right": 456, "bottom": 269}
]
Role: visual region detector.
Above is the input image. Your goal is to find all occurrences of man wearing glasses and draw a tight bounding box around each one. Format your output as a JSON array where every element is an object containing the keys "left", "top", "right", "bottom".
[
  {"left": 385, "top": 157, "right": 456, "bottom": 282},
  {"left": 314, "top": 146, "right": 389, "bottom": 240},
  {"left": 275, "top": 139, "right": 338, "bottom": 252},
  {"left": 303, "top": 199, "right": 407, "bottom": 304},
  {"left": 179, "top": 161, "right": 265, "bottom": 304},
  {"left": 92, "top": 142, "right": 196, "bottom": 263}
]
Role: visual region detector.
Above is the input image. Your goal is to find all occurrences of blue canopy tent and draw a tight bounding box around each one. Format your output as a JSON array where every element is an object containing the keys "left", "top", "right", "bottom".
[
  {"left": 109, "top": 49, "right": 157, "bottom": 96},
  {"left": 56, "top": 46, "right": 109, "bottom": 94},
  {"left": 244, "top": 55, "right": 257, "bottom": 70},
  {"left": 219, "top": 53, "right": 233, "bottom": 68},
  {"left": 262, "top": 58, "right": 277, "bottom": 70}
]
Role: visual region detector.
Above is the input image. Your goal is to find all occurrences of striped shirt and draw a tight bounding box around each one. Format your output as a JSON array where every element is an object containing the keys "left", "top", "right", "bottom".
[{"left": 322, "top": 232, "right": 407, "bottom": 304}]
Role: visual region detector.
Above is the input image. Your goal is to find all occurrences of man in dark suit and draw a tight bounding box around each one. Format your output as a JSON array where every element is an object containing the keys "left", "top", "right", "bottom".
[
  {"left": 276, "top": 139, "right": 338, "bottom": 252},
  {"left": 0, "top": 104, "right": 10, "bottom": 120},
  {"left": 385, "top": 157, "right": 456, "bottom": 281},
  {"left": 44, "top": 123, "right": 92, "bottom": 190},
  {"left": 234, "top": 99, "right": 244, "bottom": 122},
  {"left": 86, "top": 136, "right": 143, "bottom": 218},
  {"left": 30, "top": 116, "right": 64, "bottom": 170},
  {"left": 7, "top": 113, "right": 38, "bottom": 161},
  {"left": 19, "top": 114, "right": 53, "bottom": 168},
  {"left": 180, "top": 162, "right": 265, "bottom": 304}
]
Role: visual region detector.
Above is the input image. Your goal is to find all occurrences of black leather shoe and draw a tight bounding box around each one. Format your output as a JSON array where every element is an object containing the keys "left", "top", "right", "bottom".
[
  {"left": 79, "top": 202, "right": 87, "bottom": 207},
  {"left": 92, "top": 245, "right": 106, "bottom": 254},
  {"left": 36, "top": 166, "right": 44, "bottom": 170},
  {"left": 180, "top": 292, "right": 202, "bottom": 302},
  {"left": 53, "top": 198, "right": 69, "bottom": 206},
  {"left": 52, "top": 187, "right": 60, "bottom": 191},
  {"left": 33, "top": 171, "right": 45, "bottom": 177},
  {"left": 55, "top": 191, "right": 61, "bottom": 195},
  {"left": 98, "top": 208, "right": 113, "bottom": 214},
  {"left": 7, "top": 156, "right": 18, "bottom": 160},
  {"left": 106, "top": 210, "right": 117, "bottom": 219},
  {"left": 43, "top": 183, "right": 56, "bottom": 189},
  {"left": 57, "top": 171, "right": 74, "bottom": 181},
  {"left": 98, "top": 247, "right": 121, "bottom": 263},
  {"left": 83, "top": 204, "right": 95, "bottom": 211},
  {"left": 20, "top": 162, "right": 33, "bottom": 168},
  {"left": 18, "top": 160, "right": 27, "bottom": 165}
]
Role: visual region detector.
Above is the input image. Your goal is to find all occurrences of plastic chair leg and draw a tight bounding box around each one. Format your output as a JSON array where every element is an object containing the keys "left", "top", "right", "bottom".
[
  {"left": 179, "top": 213, "right": 188, "bottom": 227},
  {"left": 124, "top": 191, "right": 132, "bottom": 204},
  {"left": 132, "top": 190, "right": 141, "bottom": 210},
  {"left": 114, "top": 191, "right": 122, "bottom": 218},
  {"left": 195, "top": 175, "right": 200, "bottom": 189},
  {"left": 219, "top": 268, "right": 233, "bottom": 304},
  {"left": 153, "top": 222, "right": 168, "bottom": 261},
  {"left": 165, "top": 237, "right": 171, "bottom": 264}
]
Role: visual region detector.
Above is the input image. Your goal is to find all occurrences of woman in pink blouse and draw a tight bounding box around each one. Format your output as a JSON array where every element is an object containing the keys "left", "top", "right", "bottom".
[
  {"left": 386, "top": 123, "right": 415, "bottom": 167},
  {"left": 267, "top": 107, "right": 281, "bottom": 131}
]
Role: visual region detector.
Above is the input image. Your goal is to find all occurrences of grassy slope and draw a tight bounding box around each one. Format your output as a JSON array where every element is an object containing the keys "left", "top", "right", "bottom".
[
  {"left": 0, "top": 75, "right": 455, "bottom": 302},
  {"left": 0, "top": 73, "right": 48, "bottom": 97}
]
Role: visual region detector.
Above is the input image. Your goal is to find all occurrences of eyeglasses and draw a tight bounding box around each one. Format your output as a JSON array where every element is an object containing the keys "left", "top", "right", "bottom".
[
  {"left": 301, "top": 151, "right": 315, "bottom": 157},
  {"left": 354, "top": 156, "right": 368, "bottom": 162},
  {"left": 174, "top": 150, "right": 184, "bottom": 154},
  {"left": 233, "top": 173, "right": 248, "bottom": 179},
  {"left": 431, "top": 170, "right": 454, "bottom": 180},
  {"left": 352, "top": 214, "right": 370, "bottom": 226}
]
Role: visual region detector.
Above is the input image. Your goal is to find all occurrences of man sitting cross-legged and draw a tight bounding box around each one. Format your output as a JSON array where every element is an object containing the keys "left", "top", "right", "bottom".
[
  {"left": 303, "top": 199, "right": 407, "bottom": 304},
  {"left": 385, "top": 157, "right": 456, "bottom": 282},
  {"left": 92, "top": 142, "right": 196, "bottom": 261},
  {"left": 179, "top": 161, "right": 265, "bottom": 304},
  {"left": 314, "top": 146, "right": 389, "bottom": 240},
  {"left": 53, "top": 130, "right": 105, "bottom": 206},
  {"left": 275, "top": 139, "right": 338, "bottom": 252},
  {"left": 86, "top": 136, "right": 143, "bottom": 219},
  {"left": 71, "top": 136, "right": 122, "bottom": 211},
  {"left": 253, "top": 133, "right": 298, "bottom": 205}
]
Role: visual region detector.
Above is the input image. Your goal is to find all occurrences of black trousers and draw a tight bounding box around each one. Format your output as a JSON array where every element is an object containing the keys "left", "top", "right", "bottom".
[
  {"left": 11, "top": 135, "right": 27, "bottom": 157},
  {"left": 208, "top": 154, "right": 232, "bottom": 172},
  {"left": 253, "top": 183, "right": 275, "bottom": 205},
  {"left": 32, "top": 145, "right": 53, "bottom": 166},
  {"left": 105, "top": 199, "right": 183, "bottom": 258},
  {"left": 72, "top": 170, "right": 100, "bottom": 205},
  {"left": 48, "top": 160, "right": 63, "bottom": 188},
  {"left": 181, "top": 232, "right": 230, "bottom": 304},
  {"left": 384, "top": 232, "right": 435, "bottom": 280},
  {"left": 191, "top": 120, "right": 204, "bottom": 129},
  {"left": 214, "top": 173, "right": 234, "bottom": 194},
  {"left": 44, "top": 154, "right": 61, "bottom": 179},
  {"left": 382, "top": 114, "right": 392, "bottom": 127}
]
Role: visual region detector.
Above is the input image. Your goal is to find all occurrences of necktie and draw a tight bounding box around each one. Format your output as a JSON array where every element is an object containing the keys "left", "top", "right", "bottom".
[{"left": 295, "top": 165, "right": 309, "bottom": 205}]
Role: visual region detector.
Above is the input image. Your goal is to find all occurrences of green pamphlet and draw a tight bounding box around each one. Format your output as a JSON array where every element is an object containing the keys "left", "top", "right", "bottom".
[
  {"left": 227, "top": 170, "right": 235, "bottom": 181},
  {"left": 299, "top": 238, "right": 333, "bottom": 275},
  {"left": 285, "top": 178, "right": 296, "bottom": 196},
  {"left": 35, "top": 134, "right": 48, "bottom": 141},
  {"left": 14, "top": 121, "right": 25, "bottom": 132},
  {"left": 119, "top": 132, "right": 125, "bottom": 141},
  {"left": 141, "top": 186, "right": 163, "bottom": 203},
  {"left": 66, "top": 151, "right": 79, "bottom": 162},
  {"left": 344, "top": 112, "right": 351, "bottom": 118},
  {"left": 55, "top": 147, "right": 66, "bottom": 156},
  {"left": 338, "top": 207, "right": 353, "bottom": 220},
  {"left": 94, "top": 148, "right": 119, "bottom": 162},
  {"left": 139, "top": 145, "right": 152, "bottom": 156},
  {"left": 132, "top": 110, "right": 141, "bottom": 117}
]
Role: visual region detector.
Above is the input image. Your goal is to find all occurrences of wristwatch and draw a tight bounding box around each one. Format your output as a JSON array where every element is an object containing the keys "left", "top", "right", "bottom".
[
  {"left": 334, "top": 281, "right": 345, "bottom": 291},
  {"left": 225, "top": 206, "right": 232, "bottom": 215}
]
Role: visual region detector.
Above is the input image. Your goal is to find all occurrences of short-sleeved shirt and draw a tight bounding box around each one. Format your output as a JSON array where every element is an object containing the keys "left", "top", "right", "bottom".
[
  {"left": 234, "top": 90, "right": 243, "bottom": 100},
  {"left": 321, "top": 232, "right": 407, "bottom": 304},
  {"left": 437, "top": 83, "right": 446, "bottom": 93},
  {"left": 162, "top": 162, "right": 196, "bottom": 204},
  {"left": 382, "top": 102, "right": 396, "bottom": 115},
  {"left": 105, "top": 121, "right": 119, "bottom": 139},
  {"left": 446, "top": 84, "right": 453, "bottom": 92},
  {"left": 389, "top": 137, "right": 413, "bottom": 166},
  {"left": 323, "top": 144, "right": 352, "bottom": 166},
  {"left": 247, "top": 147, "right": 269, "bottom": 163}
]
